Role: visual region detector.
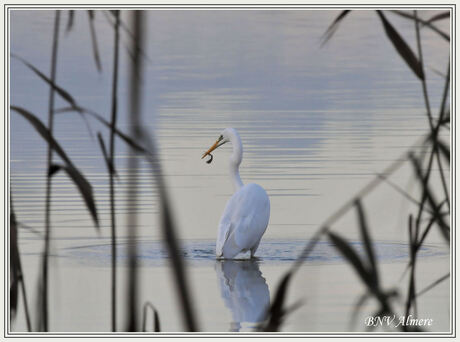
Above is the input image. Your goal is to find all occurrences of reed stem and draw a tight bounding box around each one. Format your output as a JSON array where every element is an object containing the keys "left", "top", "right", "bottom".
[
  {"left": 41, "top": 10, "right": 60, "bottom": 331},
  {"left": 125, "top": 10, "right": 143, "bottom": 332},
  {"left": 109, "top": 10, "right": 120, "bottom": 333}
]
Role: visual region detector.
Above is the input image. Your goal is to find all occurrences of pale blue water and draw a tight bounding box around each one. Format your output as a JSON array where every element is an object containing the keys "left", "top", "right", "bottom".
[
  {"left": 9, "top": 9, "right": 450, "bottom": 332},
  {"left": 60, "top": 239, "right": 448, "bottom": 267}
]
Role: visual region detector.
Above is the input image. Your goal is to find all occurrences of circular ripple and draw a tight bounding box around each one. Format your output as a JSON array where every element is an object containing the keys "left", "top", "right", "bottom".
[{"left": 61, "top": 239, "right": 448, "bottom": 267}]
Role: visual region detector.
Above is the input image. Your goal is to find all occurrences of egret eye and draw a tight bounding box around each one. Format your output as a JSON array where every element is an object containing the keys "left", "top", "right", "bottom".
[
  {"left": 219, "top": 135, "right": 223, "bottom": 141},
  {"left": 206, "top": 153, "right": 213, "bottom": 164}
]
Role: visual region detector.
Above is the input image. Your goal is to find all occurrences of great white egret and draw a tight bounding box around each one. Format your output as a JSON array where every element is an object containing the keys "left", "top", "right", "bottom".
[{"left": 202, "top": 128, "right": 270, "bottom": 259}]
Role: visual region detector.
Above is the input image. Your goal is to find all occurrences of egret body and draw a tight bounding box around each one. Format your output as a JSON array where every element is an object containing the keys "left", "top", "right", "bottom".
[{"left": 202, "top": 128, "right": 270, "bottom": 259}]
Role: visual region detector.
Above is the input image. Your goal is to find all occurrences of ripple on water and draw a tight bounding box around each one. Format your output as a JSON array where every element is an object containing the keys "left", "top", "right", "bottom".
[{"left": 61, "top": 239, "right": 448, "bottom": 267}]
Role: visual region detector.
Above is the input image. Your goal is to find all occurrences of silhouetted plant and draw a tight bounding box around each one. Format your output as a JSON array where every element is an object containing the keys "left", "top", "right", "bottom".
[{"left": 263, "top": 9, "right": 450, "bottom": 332}]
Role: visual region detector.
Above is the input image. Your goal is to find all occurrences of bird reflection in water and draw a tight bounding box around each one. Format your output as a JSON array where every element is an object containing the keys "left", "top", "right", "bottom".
[{"left": 215, "top": 259, "right": 270, "bottom": 332}]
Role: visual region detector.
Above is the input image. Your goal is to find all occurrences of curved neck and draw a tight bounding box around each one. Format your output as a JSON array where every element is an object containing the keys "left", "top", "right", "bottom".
[
  {"left": 230, "top": 162, "right": 243, "bottom": 192},
  {"left": 229, "top": 133, "right": 244, "bottom": 192}
]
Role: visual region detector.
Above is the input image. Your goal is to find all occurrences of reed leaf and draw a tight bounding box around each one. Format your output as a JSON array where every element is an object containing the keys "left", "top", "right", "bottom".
[
  {"left": 440, "top": 110, "right": 450, "bottom": 126},
  {"left": 48, "top": 164, "right": 99, "bottom": 229},
  {"left": 424, "top": 11, "right": 450, "bottom": 25},
  {"left": 153, "top": 309, "right": 160, "bottom": 332},
  {"left": 260, "top": 271, "right": 293, "bottom": 331},
  {"left": 108, "top": 10, "right": 120, "bottom": 332},
  {"left": 11, "top": 55, "right": 146, "bottom": 154},
  {"left": 97, "top": 132, "right": 117, "bottom": 177},
  {"left": 140, "top": 131, "right": 199, "bottom": 331},
  {"left": 355, "top": 200, "right": 378, "bottom": 285},
  {"left": 416, "top": 273, "right": 450, "bottom": 298},
  {"left": 10, "top": 54, "right": 93, "bottom": 136},
  {"left": 104, "top": 11, "right": 152, "bottom": 63},
  {"left": 11, "top": 106, "right": 74, "bottom": 168},
  {"left": 66, "top": 10, "right": 74, "bottom": 33},
  {"left": 10, "top": 195, "right": 19, "bottom": 319},
  {"left": 17, "top": 222, "right": 42, "bottom": 237},
  {"left": 438, "top": 62, "right": 450, "bottom": 124},
  {"left": 436, "top": 140, "right": 450, "bottom": 165},
  {"left": 376, "top": 11, "right": 424, "bottom": 80},
  {"left": 11, "top": 54, "right": 77, "bottom": 107},
  {"left": 377, "top": 173, "right": 428, "bottom": 212},
  {"left": 409, "top": 154, "right": 449, "bottom": 241},
  {"left": 349, "top": 292, "right": 370, "bottom": 330},
  {"left": 417, "top": 202, "right": 445, "bottom": 252},
  {"left": 56, "top": 106, "right": 148, "bottom": 154},
  {"left": 390, "top": 10, "right": 450, "bottom": 41},
  {"left": 321, "top": 10, "right": 351, "bottom": 46},
  {"left": 328, "top": 232, "right": 373, "bottom": 289},
  {"left": 405, "top": 215, "right": 417, "bottom": 319},
  {"left": 11, "top": 106, "right": 99, "bottom": 230},
  {"left": 142, "top": 302, "right": 161, "bottom": 332},
  {"left": 87, "top": 10, "right": 102, "bottom": 72},
  {"left": 10, "top": 193, "right": 31, "bottom": 330}
]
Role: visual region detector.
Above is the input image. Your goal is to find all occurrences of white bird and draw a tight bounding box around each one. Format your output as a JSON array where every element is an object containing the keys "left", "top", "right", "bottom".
[{"left": 202, "top": 128, "right": 270, "bottom": 259}]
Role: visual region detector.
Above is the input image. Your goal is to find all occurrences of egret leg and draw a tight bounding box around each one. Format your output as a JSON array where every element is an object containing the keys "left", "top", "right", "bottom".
[{"left": 250, "top": 242, "right": 260, "bottom": 258}]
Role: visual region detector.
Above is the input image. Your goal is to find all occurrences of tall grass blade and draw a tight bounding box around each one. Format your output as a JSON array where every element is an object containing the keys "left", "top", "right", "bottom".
[
  {"left": 141, "top": 133, "right": 199, "bottom": 332},
  {"left": 260, "top": 271, "right": 293, "bottom": 331},
  {"left": 108, "top": 10, "right": 135, "bottom": 40},
  {"left": 10, "top": 194, "right": 32, "bottom": 331},
  {"left": 17, "top": 222, "right": 42, "bottom": 237},
  {"left": 377, "top": 173, "right": 428, "bottom": 211},
  {"left": 328, "top": 232, "right": 373, "bottom": 288},
  {"left": 439, "top": 110, "right": 450, "bottom": 126},
  {"left": 349, "top": 292, "right": 370, "bottom": 330},
  {"left": 10, "top": 194, "right": 19, "bottom": 320},
  {"left": 87, "top": 10, "right": 102, "bottom": 72},
  {"left": 124, "top": 11, "right": 144, "bottom": 332},
  {"left": 56, "top": 106, "right": 148, "bottom": 154},
  {"left": 409, "top": 154, "right": 449, "bottom": 241},
  {"left": 11, "top": 106, "right": 99, "bottom": 229},
  {"left": 355, "top": 200, "right": 378, "bottom": 284},
  {"left": 97, "top": 132, "right": 117, "bottom": 177},
  {"left": 376, "top": 11, "right": 424, "bottom": 80},
  {"left": 48, "top": 164, "right": 99, "bottom": 229},
  {"left": 11, "top": 54, "right": 77, "bottom": 107},
  {"left": 58, "top": 102, "right": 207, "bottom": 324},
  {"left": 108, "top": 10, "right": 120, "bottom": 332},
  {"left": 436, "top": 140, "right": 450, "bottom": 164},
  {"left": 320, "top": 10, "right": 351, "bottom": 46},
  {"left": 11, "top": 106, "right": 75, "bottom": 168},
  {"left": 438, "top": 62, "right": 450, "bottom": 122},
  {"left": 66, "top": 11, "right": 74, "bottom": 33},
  {"left": 105, "top": 11, "right": 152, "bottom": 63},
  {"left": 41, "top": 10, "right": 60, "bottom": 332},
  {"left": 413, "top": 10, "right": 434, "bottom": 133},
  {"left": 390, "top": 10, "right": 450, "bottom": 41},
  {"left": 416, "top": 273, "right": 450, "bottom": 298},
  {"left": 417, "top": 203, "right": 445, "bottom": 251},
  {"left": 405, "top": 215, "right": 417, "bottom": 321},
  {"left": 153, "top": 308, "right": 160, "bottom": 332},
  {"left": 423, "top": 11, "right": 450, "bottom": 25},
  {"left": 142, "top": 302, "right": 161, "bottom": 332}
]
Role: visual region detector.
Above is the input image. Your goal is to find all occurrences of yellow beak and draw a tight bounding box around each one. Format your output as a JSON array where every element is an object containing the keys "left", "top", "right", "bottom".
[{"left": 202, "top": 139, "right": 220, "bottom": 159}]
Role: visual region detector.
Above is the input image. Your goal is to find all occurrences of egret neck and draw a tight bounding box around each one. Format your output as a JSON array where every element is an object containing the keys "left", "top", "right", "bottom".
[{"left": 228, "top": 130, "right": 243, "bottom": 192}]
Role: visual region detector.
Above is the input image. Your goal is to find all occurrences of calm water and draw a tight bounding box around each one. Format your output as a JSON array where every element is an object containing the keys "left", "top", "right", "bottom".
[{"left": 10, "top": 9, "right": 450, "bottom": 332}]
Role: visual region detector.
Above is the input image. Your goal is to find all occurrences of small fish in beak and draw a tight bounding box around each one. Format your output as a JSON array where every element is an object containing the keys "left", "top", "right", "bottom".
[{"left": 202, "top": 135, "right": 224, "bottom": 164}]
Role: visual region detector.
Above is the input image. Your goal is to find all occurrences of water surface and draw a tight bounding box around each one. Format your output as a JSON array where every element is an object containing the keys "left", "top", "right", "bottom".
[{"left": 10, "top": 9, "right": 450, "bottom": 332}]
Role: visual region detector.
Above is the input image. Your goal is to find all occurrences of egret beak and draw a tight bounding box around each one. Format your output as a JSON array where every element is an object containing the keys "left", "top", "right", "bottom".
[{"left": 202, "top": 137, "right": 224, "bottom": 159}]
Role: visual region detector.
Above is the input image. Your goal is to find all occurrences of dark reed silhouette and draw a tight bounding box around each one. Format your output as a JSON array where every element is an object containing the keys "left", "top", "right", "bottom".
[{"left": 262, "top": 9, "right": 450, "bottom": 332}]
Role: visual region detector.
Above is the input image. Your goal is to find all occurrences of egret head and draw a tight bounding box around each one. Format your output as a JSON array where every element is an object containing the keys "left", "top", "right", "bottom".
[{"left": 201, "top": 128, "right": 234, "bottom": 160}]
